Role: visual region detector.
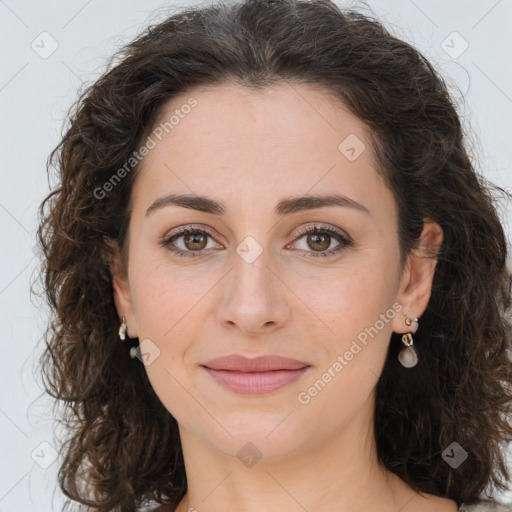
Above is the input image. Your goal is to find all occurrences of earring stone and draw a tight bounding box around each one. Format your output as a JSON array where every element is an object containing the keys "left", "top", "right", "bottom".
[
  {"left": 398, "top": 315, "right": 419, "bottom": 368},
  {"left": 119, "top": 316, "right": 127, "bottom": 341}
]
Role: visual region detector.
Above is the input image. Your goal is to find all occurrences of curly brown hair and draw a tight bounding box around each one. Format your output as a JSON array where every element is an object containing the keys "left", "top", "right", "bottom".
[{"left": 35, "top": 0, "right": 512, "bottom": 511}]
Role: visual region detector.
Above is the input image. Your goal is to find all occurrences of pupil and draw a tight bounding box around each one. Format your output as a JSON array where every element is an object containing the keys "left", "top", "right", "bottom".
[
  {"left": 309, "top": 233, "right": 329, "bottom": 251},
  {"left": 185, "top": 233, "right": 206, "bottom": 250}
]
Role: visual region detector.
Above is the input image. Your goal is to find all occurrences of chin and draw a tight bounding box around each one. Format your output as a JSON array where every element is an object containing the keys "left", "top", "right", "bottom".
[{"left": 193, "top": 413, "right": 311, "bottom": 460}]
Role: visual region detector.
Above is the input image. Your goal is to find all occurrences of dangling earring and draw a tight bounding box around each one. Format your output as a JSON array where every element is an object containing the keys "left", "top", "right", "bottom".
[
  {"left": 118, "top": 316, "right": 127, "bottom": 341},
  {"left": 399, "top": 314, "right": 419, "bottom": 368},
  {"left": 118, "top": 317, "right": 139, "bottom": 359}
]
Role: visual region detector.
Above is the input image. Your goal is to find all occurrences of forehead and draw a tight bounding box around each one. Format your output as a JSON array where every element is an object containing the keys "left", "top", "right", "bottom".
[
  {"left": 131, "top": 80, "right": 393, "bottom": 220},
  {"left": 147, "top": 80, "right": 373, "bottom": 159}
]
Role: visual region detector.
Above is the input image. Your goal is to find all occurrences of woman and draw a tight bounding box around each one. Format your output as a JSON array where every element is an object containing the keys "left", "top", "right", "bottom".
[{"left": 36, "top": 0, "right": 512, "bottom": 511}]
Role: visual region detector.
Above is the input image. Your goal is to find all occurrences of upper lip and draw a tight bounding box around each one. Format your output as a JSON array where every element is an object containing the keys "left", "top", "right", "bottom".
[{"left": 202, "top": 355, "right": 311, "bottom": 372}]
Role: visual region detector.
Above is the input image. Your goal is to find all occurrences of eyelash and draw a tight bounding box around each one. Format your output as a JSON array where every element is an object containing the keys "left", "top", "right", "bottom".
[{"left": 161, "top": 224, "right": 352, "bottom": 260}]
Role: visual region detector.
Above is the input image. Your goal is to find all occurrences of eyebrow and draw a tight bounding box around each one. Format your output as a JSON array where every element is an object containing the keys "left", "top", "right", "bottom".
[{"left": 145, "top": 192, "right": 370, "bottom": 217}]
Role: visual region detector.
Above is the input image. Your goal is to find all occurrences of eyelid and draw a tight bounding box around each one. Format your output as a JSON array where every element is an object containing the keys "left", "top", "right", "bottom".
[
  {"left": 290, "top": 222, "right": 352, "bottom": 243},
  {"left": 161, "top": 224, "right": 222, "bottom": 253},
  {"left": 163, "top": 224, "right": 222, "bottom": 243}
]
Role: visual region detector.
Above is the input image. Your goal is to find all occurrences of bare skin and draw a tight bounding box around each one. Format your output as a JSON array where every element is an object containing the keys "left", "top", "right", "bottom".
[{"left": 110, "top": 81, "right": 457, "bottom": 512}]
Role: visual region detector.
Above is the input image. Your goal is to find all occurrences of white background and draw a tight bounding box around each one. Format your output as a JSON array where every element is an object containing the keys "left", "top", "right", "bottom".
[{"left": 0, "top": 0, "right": 511, "bottom": 510}]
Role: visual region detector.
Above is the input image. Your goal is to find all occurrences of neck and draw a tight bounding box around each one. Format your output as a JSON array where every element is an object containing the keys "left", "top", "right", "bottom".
[{"left": 173, "top": 394, "right": 429, "bottom": 512}]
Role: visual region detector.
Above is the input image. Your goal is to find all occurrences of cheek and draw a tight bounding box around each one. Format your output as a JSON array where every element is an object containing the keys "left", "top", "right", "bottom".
[
  {"left": 128, "top": 258, "right": 208, "bottom": 419},
  {"left": 127, "top": 254, "right": 221, "bottom": 391},
  {"left": 297, "top": 262, "right": 396, "bottom": 338},
  {"left": 296, "top": 269, "right": 397, "bottom": 416},
  {"left": 128, "top": 248, "right": 207, "bottom": 337}
]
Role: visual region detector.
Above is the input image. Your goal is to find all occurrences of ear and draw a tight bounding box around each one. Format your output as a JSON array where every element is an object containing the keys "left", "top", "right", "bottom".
[
  {"left": 104, "top": 237, "right": 138, "bottom": 338},
  {"left": 391, "top": 218, "right": 444, "bottom": 334}
]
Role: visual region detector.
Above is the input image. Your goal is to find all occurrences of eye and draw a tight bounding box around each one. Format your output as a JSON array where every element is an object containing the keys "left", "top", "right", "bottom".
[
  {"left": 161, "top": 223, "right": 352, "bottom": 259},
  {"left": 161, "top": 225, "right": 221, "bottom": 258},
  {"left": 287, "top": 223, "right": 352, "bottom": 259}
]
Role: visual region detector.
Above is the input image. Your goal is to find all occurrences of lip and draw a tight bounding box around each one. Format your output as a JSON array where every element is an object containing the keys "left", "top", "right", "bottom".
[
  {"left": 201, "top": 355, "right": 312, "bottom": 395},
  {"left": 202, "top": 354, "right": 311, "bottom": 372}
]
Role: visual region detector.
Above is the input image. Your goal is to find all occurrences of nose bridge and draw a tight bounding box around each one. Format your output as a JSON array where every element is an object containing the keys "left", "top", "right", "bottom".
[
  {"left": 217, "top": 233, "right": 289, "bottom": 332},
  {"left": 231, "top": 236, "right": 275, "bottom": 303}
]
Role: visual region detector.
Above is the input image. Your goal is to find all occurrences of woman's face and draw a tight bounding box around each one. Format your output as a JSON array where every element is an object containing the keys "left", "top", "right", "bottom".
[{"left": 112, "top": 81, "right": 438, "bottom": 459}]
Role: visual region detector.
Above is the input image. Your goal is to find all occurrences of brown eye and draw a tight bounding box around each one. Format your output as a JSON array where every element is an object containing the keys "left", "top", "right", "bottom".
[
  {"left": 290, "top": 224, "right": 352, "bottom": 259},
  {"left": 306, "top": 232, "right": 331, "bottom": 252},
  {"left": 162, "top": 226, "right": 220, "bottom": 258},
  {"left": 183, "top": 232, "right": 208, "bottom": 251}
]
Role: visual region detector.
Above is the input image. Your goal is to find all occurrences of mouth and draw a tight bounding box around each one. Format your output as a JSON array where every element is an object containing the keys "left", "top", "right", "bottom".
[{"left": 200, "top": 354, "right": 312, "bottom": 395}]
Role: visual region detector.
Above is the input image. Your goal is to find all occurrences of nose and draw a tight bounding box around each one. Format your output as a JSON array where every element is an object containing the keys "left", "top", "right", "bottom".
[{"left": 216, "top": 248, "right": 291, "bottom": 336}]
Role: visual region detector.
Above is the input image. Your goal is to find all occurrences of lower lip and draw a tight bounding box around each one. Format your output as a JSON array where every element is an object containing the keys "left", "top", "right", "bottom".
[{"left": 202, "top": 366, "right": 311, "bottom": 395}]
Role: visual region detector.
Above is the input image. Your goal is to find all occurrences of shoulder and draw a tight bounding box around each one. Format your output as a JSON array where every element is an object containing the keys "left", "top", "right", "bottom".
[{"left": 460, "top": 500, "right": 512, "bottom": 511}]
